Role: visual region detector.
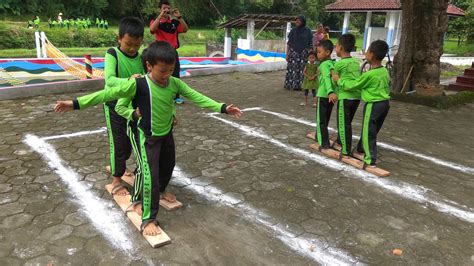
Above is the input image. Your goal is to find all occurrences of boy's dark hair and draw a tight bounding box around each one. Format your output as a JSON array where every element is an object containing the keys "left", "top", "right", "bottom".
[
  {"left": 119, "top": 17, "right": 144, "bottom": 38},
  {"left": 324, "top": 26, "right": 330, "bottom": 33},
  {"left": 318, "top": 40, "right": 334, "bottom": 53},
  {"left": 368, "top": 40, "right": 389, "bottom": 60},
  {"left": 338, "top": 33, "right": 356, "bottom": 52},
  {"left": 308, "top": 50, "right": 316, "bottom": 57},
  {"left": 142, "top": 41, "right": 176, "bottom": 67},
  {"left": 159, "top": 0, "right": 171, "bottom": 8}
]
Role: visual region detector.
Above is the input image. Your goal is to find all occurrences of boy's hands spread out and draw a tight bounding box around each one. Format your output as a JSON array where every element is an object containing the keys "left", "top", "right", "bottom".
[
  {"left": 226, "top": 104, "right": 243, "bottom": 118},
  {"left": 54, "top": 100, "right": 74, "bottom": 113}
]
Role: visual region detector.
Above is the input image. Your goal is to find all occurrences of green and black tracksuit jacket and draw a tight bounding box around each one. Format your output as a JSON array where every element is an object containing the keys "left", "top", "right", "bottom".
[
  {"left": 316, "top": 59, "right": 335, "bottom": 148},
  {"left": 103, "top": 47, "right": 144, "bottom": 178},
  {"left": 73, "top": 75, "right": 228, "bottom": 223},
  {"left": 338, "top": 66, "right": 391, "bottom": 165},
  {"left": 334, "top": 57, "right": 362, "bottom": 155}
]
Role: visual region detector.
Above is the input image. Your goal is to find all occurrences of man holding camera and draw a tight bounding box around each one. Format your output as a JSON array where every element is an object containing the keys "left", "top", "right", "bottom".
[{"left": 150, "top": 0, "right": 189, "bottom": 104}]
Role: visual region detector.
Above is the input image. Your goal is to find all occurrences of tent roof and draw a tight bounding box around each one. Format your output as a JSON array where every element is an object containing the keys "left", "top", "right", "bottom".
[{"left": 218, "top": 14, "right": 298, "bottom": 29}]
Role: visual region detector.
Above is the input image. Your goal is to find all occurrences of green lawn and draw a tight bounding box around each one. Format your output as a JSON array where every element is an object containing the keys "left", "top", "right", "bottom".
[
  {"left": 1, "top": 18, "right": 473, "bottom": 58},
  {"left": 0, "top": 44, "right": 206, "bottom": 58},
  {"left": 443, "top": 40, "right": 474, "bottom": 56}
]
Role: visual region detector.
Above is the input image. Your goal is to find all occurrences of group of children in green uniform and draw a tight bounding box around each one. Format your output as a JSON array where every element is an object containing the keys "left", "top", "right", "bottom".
[
  {"left": 52, "top": 15, "right": 390, "bottom": 236},
  {"left": 54, "top": 17, "right": 242, "bottom": 236},
  {"left": 303, "top": 33, "right": 391, "bottom": 168},
  {"left": 29, "top": 17, "right": 108, "bottom": 30}
]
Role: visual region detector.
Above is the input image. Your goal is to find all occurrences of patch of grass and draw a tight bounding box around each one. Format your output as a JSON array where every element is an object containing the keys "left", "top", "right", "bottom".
[
  {"left": 391, "top": 91, "right": 474, "bottom": 109},
  {"left": 0, "top": 44, "right": 206, "bottom": 58},
  {"left": 443, "top": 40, "right": 474, "bottom": 56}
]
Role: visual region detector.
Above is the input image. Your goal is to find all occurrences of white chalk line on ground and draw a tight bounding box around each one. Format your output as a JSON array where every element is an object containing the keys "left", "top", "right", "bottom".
[
  {"left": 171, "top": 167, "right": 359, "bottom": 265},
  {"left": 41, "top": 127, "right": 107, "bottom": 141},
  {"left": 208, "top": 113, "right": 474, "bottom": 224},
  {"left": 33, "top": 129, "right": 358, "bottom": 264},
  {"left": 241, "top": 107, "right": 474, "bottom": 175},
  {"left": 23, "top": 134, "right": 136, "bottom": 257}
]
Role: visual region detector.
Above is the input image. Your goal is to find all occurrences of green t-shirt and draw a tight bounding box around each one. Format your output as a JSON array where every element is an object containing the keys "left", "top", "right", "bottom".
[
  {"left": 338, "top": 66, "right": 391, "bottom": 103},
  {"left": 74, "top": 76, "right": 226, "bottom": 137},
  {"left": 317, "top": 59, "right": 335, "bottom": 98},
  {"left": 334, "top": 57, "right": 362, "bottom": 100},
  {"left": 103, "top": 47, "right": 144, "bottom": 107}
]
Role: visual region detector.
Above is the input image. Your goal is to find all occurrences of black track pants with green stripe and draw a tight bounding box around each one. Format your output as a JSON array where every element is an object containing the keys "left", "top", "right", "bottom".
[
  {"left": 103, "top": 103, "right": 132, "bottom": 178},
  {"left": 127, "top": 121, "right": 143, "bottom": 203},
  {"left": 138, "top": 129, "right": 175, "bottom": 223},
  {"left": 356, "top": 100, "right": 390, "bottom": 165},
  {"left": 316, "top": 97, "right": 334, "bottom": 148},
  {"left": 336, "top": 99, "right": 360, "bottom": 155}
]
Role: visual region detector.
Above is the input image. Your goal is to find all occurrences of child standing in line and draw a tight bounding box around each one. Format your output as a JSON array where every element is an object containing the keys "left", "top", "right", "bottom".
[
  {"left": 315, "top": 40, "right": 337, "bottom": 150},
  {"left": 332, "top": 34, "right": 361, "bottom": 157},
  {"left": 54, "top": 41, "right": 242, "bottom": 236},
  {"left": 323, "top": 26, "right": 330, "bottom": 40},
  {"left": 333, "top": 40, "right": 390, "bottom": 167},
  {"left": 101, "top": 17, "right": 145, "bottom": 196},
  {"left": 300, "top": 51, "right": 318, "bottom": 107}
]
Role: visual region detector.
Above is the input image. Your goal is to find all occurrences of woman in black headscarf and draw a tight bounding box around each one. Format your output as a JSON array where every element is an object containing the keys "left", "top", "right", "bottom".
[{"left": 284, "top": 15, "right": 313, "bottom": 90}]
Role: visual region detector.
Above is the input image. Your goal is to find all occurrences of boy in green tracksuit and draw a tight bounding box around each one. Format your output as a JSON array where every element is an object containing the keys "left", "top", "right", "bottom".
[
  {"left": 315, "top": 40, "right": 337, "bottom": 149},
  {"left": 333, "top": 34, "right": 361, "bottom": 156},
  {"left": 333, "top": 40, "right": 390, "bottom": 167},
  {"left": 95, "top": 17, "right": 146, "bottom": 197},
  {"left": 54, "top": 41, "right": 242, "bottom": 236},
  {"left": 34, "top": 16, "right": 41, "bottom": 29}
]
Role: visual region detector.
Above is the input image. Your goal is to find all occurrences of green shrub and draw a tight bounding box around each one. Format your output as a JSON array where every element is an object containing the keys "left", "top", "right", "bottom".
[
  {"left": 391, "top": 91, "right": 474, "bottom": 109},
  {"left": 0, "top": 21, "right": 117, "bottom": 49}
]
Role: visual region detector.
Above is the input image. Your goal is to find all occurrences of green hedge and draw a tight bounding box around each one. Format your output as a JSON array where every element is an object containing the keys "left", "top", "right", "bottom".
[
  {"left": 0, "top": 22, "right": 117, "bottom": 49},
  {"left": 391, "top": 91, "right": 474, "bottom": 109}
]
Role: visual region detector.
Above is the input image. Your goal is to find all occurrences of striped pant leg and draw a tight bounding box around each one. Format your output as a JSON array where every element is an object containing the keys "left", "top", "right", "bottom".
[
  {"left": 316, "top": 97, "right": 334, "bottom": 148},
  {"left": 358, "top": 101, "right": 390, "bottom": 165},
  {"left": 103, "top": 104, "right": 132, "bottom": 178},
  {"left": 128, "top": 121, "right": 143, "bottom": 203},
  {"left": 138, "top": 130, "right": 176, "bottom": 223},
  {"left": 337, "top": 99, "right": 360, "bottom": 155}
]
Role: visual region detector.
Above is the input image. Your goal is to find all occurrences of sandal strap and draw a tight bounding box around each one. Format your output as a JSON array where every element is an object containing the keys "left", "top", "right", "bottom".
[
  {"left": 111, "top": 184, "right": 128, "bottom": 195},
  {"left": 125, "top": 201, "right": 142, "bottom": 213}
]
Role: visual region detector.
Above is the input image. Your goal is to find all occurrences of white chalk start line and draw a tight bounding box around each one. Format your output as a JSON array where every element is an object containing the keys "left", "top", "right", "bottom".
[
  {"left": 208, "top": 113, "right": 474, "bottom": 224},
  {"left": 241, "top": 107, "right": 474, "bottom": 175},
  {"left": 23, "top": 134, "right": 136, "bottom": 256},
  {"left": 41, "top": 127, "right": 107, "bottom": 141},
  {"left": 27, "top": 131, "right": 357, "bottom": 264}
]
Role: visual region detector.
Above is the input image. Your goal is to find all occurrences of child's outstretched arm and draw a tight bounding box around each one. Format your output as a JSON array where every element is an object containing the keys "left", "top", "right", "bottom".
[
  {"left": 178, "top": 80, "right": 243, "bottom": 118},
  {"left": 54, "top": 79, "right": 137, "bottom": 113}
]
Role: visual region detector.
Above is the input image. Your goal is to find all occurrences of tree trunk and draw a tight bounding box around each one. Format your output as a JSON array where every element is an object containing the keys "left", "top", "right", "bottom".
[{"left": 393, "top": 0, "right": 449, "bottom": 95}]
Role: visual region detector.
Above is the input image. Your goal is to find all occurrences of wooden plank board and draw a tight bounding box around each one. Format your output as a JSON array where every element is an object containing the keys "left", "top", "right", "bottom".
[
  {"left": 121, "top": 174, "right": 183, "bottom": 211},
  {"left": 328, "top": 139, "right": 379, "bottom": 164},
  {"left": 309, "top": 143, "right": 340, "bottom": 159},
  {"left": 309, "top": 143, "right": 391, "bottom": 177},
  {"left": 105, "top": 184, "right": 171, "bottom": 248},
  {"left": 341, "top": 157, "right": 391, "bottom": 177}
]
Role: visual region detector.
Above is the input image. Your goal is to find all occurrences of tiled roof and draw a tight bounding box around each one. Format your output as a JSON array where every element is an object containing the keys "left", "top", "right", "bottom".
[
  {"left": 447, "top": 4, "right": 466, "bottom": 17},
  {"left": 326, "top": 0, "right": 400, "bottom": 11},
  {"left": 326, "top": 0, "right": 465, "bottom": 16}
]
